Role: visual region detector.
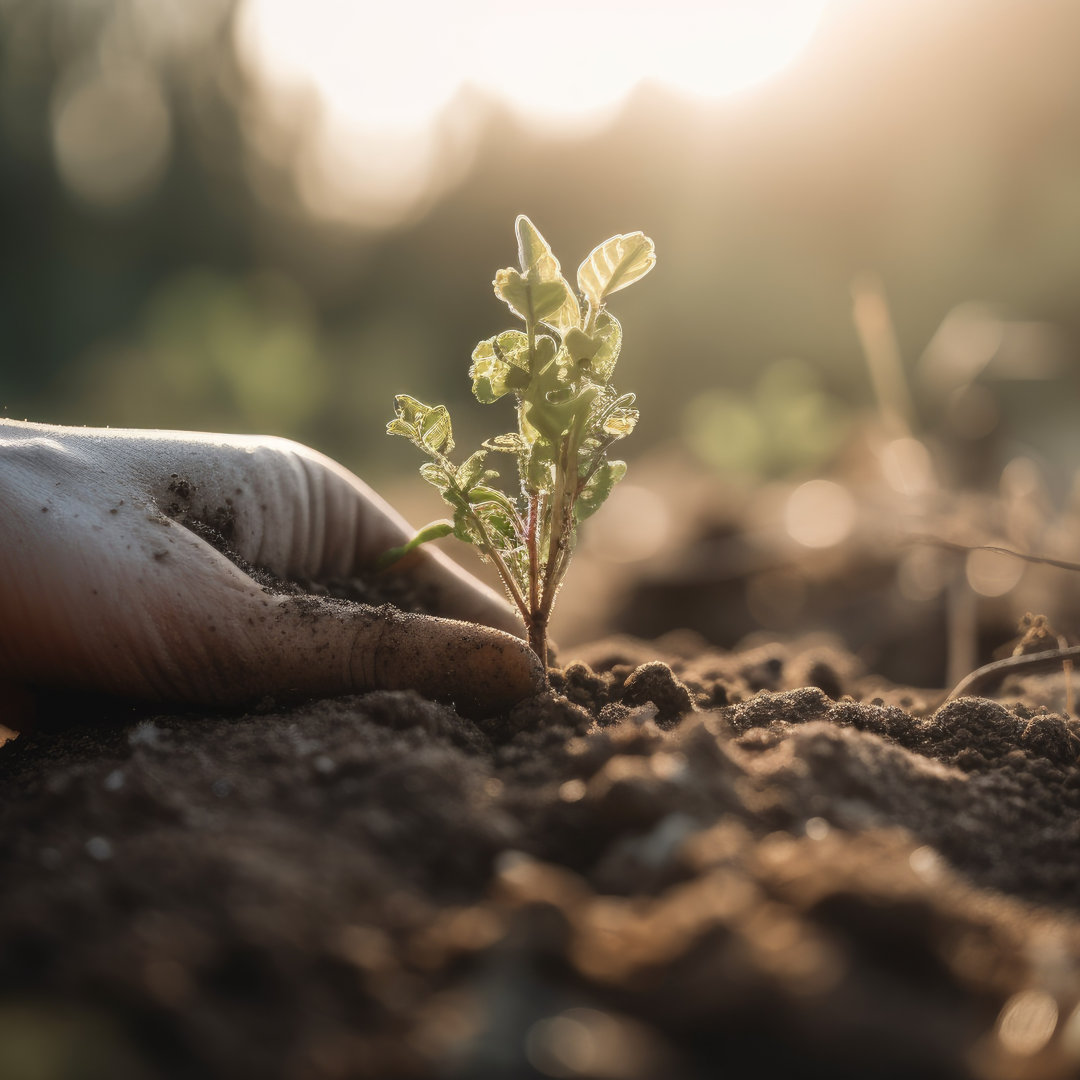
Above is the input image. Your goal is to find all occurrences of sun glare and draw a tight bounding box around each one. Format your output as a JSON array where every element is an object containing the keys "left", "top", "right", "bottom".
[{"left": 236, "top": 0, "right": 827, "bottom": 224}]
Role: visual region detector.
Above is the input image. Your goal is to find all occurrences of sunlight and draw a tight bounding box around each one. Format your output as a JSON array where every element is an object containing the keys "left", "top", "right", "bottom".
[
  {"left": 475, "top": 0, "right": 827, "bottom": 128},
  {"left": 236, "top": 0, "right": 827, "bottom": 224}
]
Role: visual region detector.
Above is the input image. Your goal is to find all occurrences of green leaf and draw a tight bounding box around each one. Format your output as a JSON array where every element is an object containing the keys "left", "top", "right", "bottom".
[
  {"left": 602, "top": 409, "right": 639, "bottom": 437},
  {"left": 515, "top": 215, "right": 581, "bottom": 334},
  {"left": 470, "top": 355, "right": 529, "bottom": 404},
  {"left": 504, "top": 546, "right": 531, "bottom": 595},
  {"left": 532, "top": 334, "right": 559, "bottom": 378},
  {"left": 577, "top": 232, "right": 656, "bottom": 308},
  {"left": 588, "top": 313, "right": 622, "bottom": 382},
  {"left": 449, "top": 495, "right": 518, "bottom": 554},
  {"left": 516, "top": 215, "right": 560, "bottom": 279},
  {"left": 564, "top": 327, "right": 600, "bottom": 364},
  {"left": 386, "top": 417, "right": 416, "bottom": 440},
  {"left": 457, "top": 450, "right": 489, "bottom": 491},
  {"left": 390, "top": 395, "right": 454, "bottom": 455},
  {"left": 469, "top": 484, "right": 519, "bottom": 522},
  {"left": 574, "top": 460, "right": 627, "bottom": 523},
  {"left": 526, "top": 448, "right": 556, "bottom": 493},
  {"left": 470, "top": 335, "right": 531, "bottom": 404},
  {"left": 391, "top": 394, "right": 427, "bottom": 426},
  {"left": 493, "top": 269, "right": 568, "bottom": 325},
  {"left": 492, "top": 268, "right": 529, "bottom": 320},
  {"left": 531, "top": 279, "right": 573, "bottom": 323},
  {"left": 483, "top": 433, "right": 526, "bottom": 454},
  {"left": 494, "top": 330, "right": 530, "bottom": 369},
  {"left": 418, "top": 405, "right": 454, "bottom": 454},
  {"left": 597, "top": 391, "right": 639, "bottom": 438},
  {"left": 452, "top": 505, "right": 479, "bottom": 545},
  {"left": 376, "top": 520, "right": 454, "bottom": 569},
  {"left": 525, "top": 384, "right": 598, "bottom": 443},
  {"left": 470, "top": 351, "right": 511, "bottom": 404},
  {"left": 419, "top": 461, "right": 451, "bottom": 491},
  {"left": 525, "top": 399, "right": 571, "bottom": 443},
  {"left": 475, "top": 502, "right": 518, "bottom": 549}
]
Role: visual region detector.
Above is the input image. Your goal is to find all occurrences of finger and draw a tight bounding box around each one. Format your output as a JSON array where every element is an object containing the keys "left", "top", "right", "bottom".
[
  {"left": 90, "top": 567, "right": 546, "bottom": 716},
  {"left": 342, "top": 606, "right": 545, "bottom": 717},
  {"left": 4, "top": 501, "right": 543, "bottom": 715},
  {"left": 29, "top": 422, "right": 524, "bottom": 637},
  {"left": 113, "top": 536, "right": 545, "bottom": 715}
]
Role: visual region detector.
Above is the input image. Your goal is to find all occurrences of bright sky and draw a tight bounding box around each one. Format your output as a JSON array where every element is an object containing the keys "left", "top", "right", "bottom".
[{"left": 235, "top": 0, "right": 828, "bottom": 224}]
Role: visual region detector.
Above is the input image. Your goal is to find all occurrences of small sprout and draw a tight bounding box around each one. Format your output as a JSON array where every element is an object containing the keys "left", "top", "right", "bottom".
[
  {"left": 375, "top": 520, "right": 454, "bottom": 571},
  {"left": 386, "top": 215, "right": 656, "bottom": 666}
]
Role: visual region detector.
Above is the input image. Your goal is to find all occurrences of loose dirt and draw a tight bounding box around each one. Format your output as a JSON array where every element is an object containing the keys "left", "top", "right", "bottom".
[{"left": 3, "top": 611, "right": 1080, "bottom": 1079}]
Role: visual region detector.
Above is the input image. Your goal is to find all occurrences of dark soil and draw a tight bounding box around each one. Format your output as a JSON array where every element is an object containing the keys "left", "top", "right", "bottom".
[{"left": 3, "top": 597, "right": 1080, "bottom": 1078}]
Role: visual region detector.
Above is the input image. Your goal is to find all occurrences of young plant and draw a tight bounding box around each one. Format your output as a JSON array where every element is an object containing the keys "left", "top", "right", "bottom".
[{"left": 385, "top": 215, "right": 656, "bottom": 666}]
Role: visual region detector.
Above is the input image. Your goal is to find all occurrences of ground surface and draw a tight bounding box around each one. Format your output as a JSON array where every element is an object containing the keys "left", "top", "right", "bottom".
[{"left": 3, "top": 622, "right": 1080, "bottom": 1080}]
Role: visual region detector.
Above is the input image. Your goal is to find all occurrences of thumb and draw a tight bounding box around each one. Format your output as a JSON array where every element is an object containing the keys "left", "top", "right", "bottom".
[
  {"left": 9, "top": 527, "right": 546, "bottom": 715},
  {"left": 173, "top": 590, "right": 546, "bottom": 717},
  {"left": 318, "top": 601, "right": 546, "bottom": 717}
]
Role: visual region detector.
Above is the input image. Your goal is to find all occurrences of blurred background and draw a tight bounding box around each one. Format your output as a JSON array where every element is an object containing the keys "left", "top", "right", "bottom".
[{"left": 5, "top": 0, "right": 1080, "bottom": 681}]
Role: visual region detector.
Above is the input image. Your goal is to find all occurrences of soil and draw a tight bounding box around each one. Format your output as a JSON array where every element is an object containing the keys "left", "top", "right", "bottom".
[{"left": 3, "top": 577, "right": 1080, "bottom": 1079}]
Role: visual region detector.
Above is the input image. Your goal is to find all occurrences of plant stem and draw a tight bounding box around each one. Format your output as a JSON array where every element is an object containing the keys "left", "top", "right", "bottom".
[
  {"left": 465, "top": 502, "right": 529, "bottom": 621},
  {"left": 527, "top": 319, "right": 537, "bottom": 373},
  {"left": 429, "top": 447, "right": 529, "bottom": 624},
  {"left": 525, "top": 492, "right": 539, "bottom": 609},
  {"left": 528, "top": 614, "right": 549, "bottom": 668},
  {"left": 525, "top": 490, "right": 544, "bottom": 648},
  {"left": 539, "top": 504, "right": 573, "bottom": 616}
]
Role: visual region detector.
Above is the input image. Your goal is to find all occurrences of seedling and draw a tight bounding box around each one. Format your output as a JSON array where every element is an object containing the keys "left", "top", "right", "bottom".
[{"left": 386, "top": 215, "right": 656, "bottom": 666}]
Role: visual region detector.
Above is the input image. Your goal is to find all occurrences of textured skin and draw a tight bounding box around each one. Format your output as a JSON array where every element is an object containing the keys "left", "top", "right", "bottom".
[{"left": 0, "top": 420, "right": 543, "bottom": 717}]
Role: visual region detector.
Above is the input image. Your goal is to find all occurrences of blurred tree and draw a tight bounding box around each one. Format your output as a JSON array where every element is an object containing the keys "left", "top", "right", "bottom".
[
  {"left": 0, "top": 0, "right": 255, "bottom": 408},
  {"left": 2, "top": 0, "right": 1080, "bottom": 491}
]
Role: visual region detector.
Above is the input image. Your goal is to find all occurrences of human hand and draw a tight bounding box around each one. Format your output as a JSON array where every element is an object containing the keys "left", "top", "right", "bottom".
[{"left": 0, "top": 420, "right": 545, "bottom": 723}]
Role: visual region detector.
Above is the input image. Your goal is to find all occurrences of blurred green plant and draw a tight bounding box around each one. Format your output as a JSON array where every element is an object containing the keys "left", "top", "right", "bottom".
[
  {"left": 683, "top": 358, "right": 850, "bottom": 478},
  {"left": 71, "top": 271, "right": 327, "bottom": 434},
  {"left": 386, "top": 215, "right": 656, "bottom": 665}
]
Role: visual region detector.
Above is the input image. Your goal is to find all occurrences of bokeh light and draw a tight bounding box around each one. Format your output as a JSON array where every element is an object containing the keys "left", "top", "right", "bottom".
[
  {"left": 965, "top": 548, "right": 1025, "bottom": 599},
  {"left": 52, "top": 67, "right": 172, "bottom": 208},
  {"left": 235, "top": 0, "right": 826, "bottom": 224},
  {"left": 784, "top": 479, "right": 855, "bottom": 549},
  {"left": 582, "top": 483, "right": 673, "bottom": 564},
  {"left": 996, "top": 989, "right": 1059, "bottom": 1057}
]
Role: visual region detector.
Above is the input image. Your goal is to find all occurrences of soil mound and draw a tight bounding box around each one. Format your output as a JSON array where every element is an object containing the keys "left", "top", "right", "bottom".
[{"left": 3, "top": 633, "right": 1080, "bottom": 1079}]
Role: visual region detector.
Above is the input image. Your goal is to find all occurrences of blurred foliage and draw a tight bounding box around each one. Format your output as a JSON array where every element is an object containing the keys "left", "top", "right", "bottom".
[
  {"left": 0, "top": 1001, "right": 149, "bottom": 1080},
  {"left": 2, "top": 0, "right": 1080, "bottom": 490},
  {"left": 683, "top": 358, "right": 850, "bottom": 478},
  {"left": 72, "top": 270, "right": 327, "bottom": 432}
]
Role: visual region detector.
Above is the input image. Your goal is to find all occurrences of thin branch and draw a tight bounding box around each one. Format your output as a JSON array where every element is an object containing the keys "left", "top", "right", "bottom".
[
  {"left": 910, "top": 536, "right": 1080, "bottom": 575},
  {"left": 526, "top": 491, "right": 541, "bottom": 619},
  {"left": 945, "top": 646, "right": 1080, "bottom": 702},
  {"left": 472, "top": 514, "right": 529, "bottom": 619}
]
